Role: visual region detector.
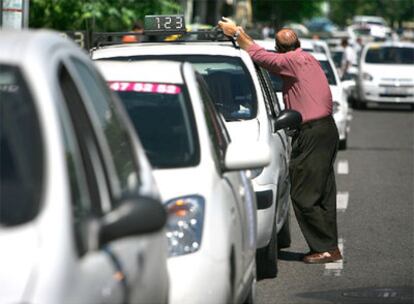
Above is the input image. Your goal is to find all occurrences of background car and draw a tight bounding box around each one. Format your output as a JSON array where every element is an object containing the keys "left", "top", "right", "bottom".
[
  {"left": 96, "top": 59, "right": 273, "bottom": 303},
  {"left": 0, "top": 30, "right": 169, "bottom": 304},
  {"left": 356, "top": 41, "right": 414, "bottom": 109},
  {"left": 92, "top": 40, "right": 302, "bottom": 278},
  {"left": 312, "top": 52, "right": 350, "bottom": 149}
]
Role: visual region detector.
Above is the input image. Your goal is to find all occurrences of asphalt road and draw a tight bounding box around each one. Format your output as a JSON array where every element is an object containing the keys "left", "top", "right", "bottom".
[{"left": 257, "top": 104, "right": 414, "bottom": 304}]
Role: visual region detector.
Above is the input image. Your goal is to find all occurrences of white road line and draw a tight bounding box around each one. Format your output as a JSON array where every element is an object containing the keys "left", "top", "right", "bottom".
[
  {"left": 324, "top": 238, "right": 344, "bottom": 276},
  {"left": 337, "top": 192, "right": 349, "bottom": 211},
  {"left": 337, "top": 160, "right": 349, "bottom": 175}
]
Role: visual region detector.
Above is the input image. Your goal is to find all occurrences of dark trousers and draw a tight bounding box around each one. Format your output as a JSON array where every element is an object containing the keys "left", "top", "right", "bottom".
[{"left": 289, "top": 115, "right": 339, "bottom": 253}]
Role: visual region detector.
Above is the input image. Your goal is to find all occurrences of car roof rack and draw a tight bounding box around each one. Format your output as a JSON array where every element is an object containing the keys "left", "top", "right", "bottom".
[{"left": 91, "top": 28, "right": 239, "bottom": 50}]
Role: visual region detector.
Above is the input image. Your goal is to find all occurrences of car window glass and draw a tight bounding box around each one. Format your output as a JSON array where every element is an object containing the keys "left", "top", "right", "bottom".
[
  {"left": 319, "top": 60, "right": 337, "bottom": 85},
  {"left": 109, "top": 81, "right": 200, "bottom": 169},
  {"left": 259, "top": 67, "right": 282, "bottom": 114},
  {"left": 0, "top": 64, "right": 44, "bottom": 226},
  {"left": 196, "top": 76, "right": 228, "bottom": 166},
  {"left": 255, "top": 66, "right": 277, "bottom": 119},
  {"left": 365, "top": 46, "right": 414, "bottom": 64},
  {"left": 103, "top": 55, "right": 258, "bottom": 122},
  {"left": 58, "top": 63, "right": 110, "bottom": 214},
  {"left": 68, "top": 58, "right": 139, "bottom": 200},
  {"left": 57, "top": 83, "right": 94, "bottom": 256}
]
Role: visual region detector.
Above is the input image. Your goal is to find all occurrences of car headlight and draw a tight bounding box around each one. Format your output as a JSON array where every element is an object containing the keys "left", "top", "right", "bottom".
[
  {"left": 362, "top": 72, "right": 373, "bottom": 81},
  {"left": 333, "top": 101, "right": 341, "bottom": 114},
  {"left": 165, "top": 195, "right": 204, "bottom": 257}
]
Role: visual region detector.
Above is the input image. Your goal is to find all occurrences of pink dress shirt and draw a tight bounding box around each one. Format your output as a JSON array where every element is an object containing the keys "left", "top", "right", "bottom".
[{"left": 247, "top": 44, "right": 332, "bottom": 123}]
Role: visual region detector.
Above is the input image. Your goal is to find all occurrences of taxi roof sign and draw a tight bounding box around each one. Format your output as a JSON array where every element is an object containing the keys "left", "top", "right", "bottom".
[{"left": 144, "top": 15, "right": 186, "bottom": 35}]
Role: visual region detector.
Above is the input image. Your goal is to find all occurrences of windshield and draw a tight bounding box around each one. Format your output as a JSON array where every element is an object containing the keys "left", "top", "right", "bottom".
[
  {"left": 0, "top": 64, "right": 44, "bottom": 226},
  {"left": 108, "top": 81, "right": 200, "bottom": 169},
  {"left": 106, "top": 55, "right": 258, "bottom": 121},
  {"left": 365, "top": 46, "right": 414, "bottom": 64},
  {"left": 268, "top": 58, "right": 336, "bottom": 92}
]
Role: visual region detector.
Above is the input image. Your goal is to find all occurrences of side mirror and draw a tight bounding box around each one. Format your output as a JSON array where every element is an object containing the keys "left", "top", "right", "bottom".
[
  {"left": 224, "top": 141, "right": 271, "bottom": 171},
  {"left": 100, "top": 196, "right": 167, "bottom": 246},
  {"left": 274, "top": 109, "right": 302, "bottom": 131}
]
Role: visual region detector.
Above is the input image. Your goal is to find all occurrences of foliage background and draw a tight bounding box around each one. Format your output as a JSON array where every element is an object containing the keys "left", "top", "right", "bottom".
[
  {"left": 28, "top": 0, "right": 414, "bottom": 31},
  {"left": 29, "top": 0, "right": 182, "bottom": 31}
]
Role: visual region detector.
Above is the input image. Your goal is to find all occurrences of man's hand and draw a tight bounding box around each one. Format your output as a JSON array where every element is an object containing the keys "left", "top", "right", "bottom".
[
  {"left": 217, "top": 17, "right": 254, "bottom": 51},
  {"left": 218, "top": 17, "right": 238, "bottom": 37}
]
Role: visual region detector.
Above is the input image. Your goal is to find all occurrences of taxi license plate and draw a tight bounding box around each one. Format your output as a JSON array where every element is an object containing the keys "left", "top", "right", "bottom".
[{"left": 384, "top": 87, "right": 410, "bottom": 95}]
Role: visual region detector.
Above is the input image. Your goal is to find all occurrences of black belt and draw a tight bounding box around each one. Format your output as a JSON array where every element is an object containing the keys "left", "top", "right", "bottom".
[{"left": 300, "top": 115, "right": 333, "bottom": 130}]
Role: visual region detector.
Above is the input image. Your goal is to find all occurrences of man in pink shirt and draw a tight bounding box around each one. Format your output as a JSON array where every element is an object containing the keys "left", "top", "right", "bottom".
[{"left": 218, "top": 18, "right": 342, "bottom": 264}]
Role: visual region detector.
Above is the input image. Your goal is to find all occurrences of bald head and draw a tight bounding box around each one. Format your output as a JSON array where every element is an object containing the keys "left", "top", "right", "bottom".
[{"left": 275, "top": 29, "right": 301, "bottom": 53}]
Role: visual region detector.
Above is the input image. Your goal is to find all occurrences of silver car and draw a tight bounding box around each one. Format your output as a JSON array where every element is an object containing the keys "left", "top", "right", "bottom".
[{"left": 0, "top": 30, "right": 169, "bottom": 304}]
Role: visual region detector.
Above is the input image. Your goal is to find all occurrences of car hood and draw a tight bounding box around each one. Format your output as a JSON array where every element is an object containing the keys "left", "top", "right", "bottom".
[
  {"left": 152, "top": 167, "right": 209, "bottom": 202},
  {"left": 224, "top": 119, "right": 260, "bottom": 142},
  {"left": 363, "top": 64, "right": 414, "bottom": 81},
  {"left": 0, "top": 224, "right": 39, "bottom": 303}
]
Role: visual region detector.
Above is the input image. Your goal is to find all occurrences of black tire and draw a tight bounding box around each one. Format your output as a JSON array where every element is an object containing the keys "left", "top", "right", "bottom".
[
  {"left": 256, "top": 217, "right": 278, "bottom": 279},
  {"left": 354, "top": 99, "right": 367, "bottom": 110},
  {"left": 277, "top": 213, "right": 291, "bottom": 249}
]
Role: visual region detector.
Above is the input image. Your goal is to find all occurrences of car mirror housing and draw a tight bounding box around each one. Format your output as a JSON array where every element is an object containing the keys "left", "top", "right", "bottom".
[
  {"left": 274, "top": 110, "right": 302, "bottom": 131},
  {"left": 224, "top": 141, "right": 271, "bottom": 171},
  {"left": 99, "top": 196, "right": 167, "bottom": 246}
]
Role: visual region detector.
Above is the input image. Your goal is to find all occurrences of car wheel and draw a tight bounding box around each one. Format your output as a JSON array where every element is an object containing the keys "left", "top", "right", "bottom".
[
  {"left": 256, "top": 216, "right": 278, "bottom": 279},
  {"left": 354, "top": 98, "right": 366, "bottom": 110},
  {"left": 277, "top": 210, "right": 291, "bottom": 249}
]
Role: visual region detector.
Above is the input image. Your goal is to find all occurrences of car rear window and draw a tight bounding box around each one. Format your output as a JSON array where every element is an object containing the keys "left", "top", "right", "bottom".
[
  {"left": 365, "top": 46, "right": 414, "bottom": 64},
  {"left": 0, "top": 64, "right": 44, "bottom": 226},
  {"left": 102, "top": 55, "right": 258, "bottom": 122},
  {"left": 108, "top": 81, "right": 200, "bottom": 169}
]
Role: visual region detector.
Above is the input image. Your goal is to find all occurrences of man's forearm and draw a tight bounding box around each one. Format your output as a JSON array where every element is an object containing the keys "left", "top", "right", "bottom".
[{"left": 234, "top": 27, "right": 254, "bottom": 50}]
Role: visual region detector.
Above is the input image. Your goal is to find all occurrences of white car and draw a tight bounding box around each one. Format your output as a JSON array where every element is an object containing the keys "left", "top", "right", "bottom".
[
  {"left": 92, "top": 41, "right": 302, "bottom": 278},
  {"left": 312, "top": 52, "right": 350, "bottom": 149},
  {"left": 255, "top": 43, "right": 350, "bottom": 149},
  {"left": 96, "top": 59, "right": 274, "bottom": 303},
  {"left": 351, "top": 15, "right": 392, "bottom": 40},
  {"left": 356, "top": 41, "right": 414, "bottom": 109},
  {"left": 0, "top": 30, "right": 169, "bottom": 304}
]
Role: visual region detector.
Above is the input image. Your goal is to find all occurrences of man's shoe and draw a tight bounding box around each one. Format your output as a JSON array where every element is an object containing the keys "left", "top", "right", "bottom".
[{"left": 303, "top": 247, "right": 343, "bottom": 264}]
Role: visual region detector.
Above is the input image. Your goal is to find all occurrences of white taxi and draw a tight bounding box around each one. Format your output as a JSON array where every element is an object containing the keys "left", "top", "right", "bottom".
[
  {"left": 356, "top": 41, "right": 414, "bottom": 109},
  {"left": 96, "top": 60, "right": 272, "bottom": 303},
  {"left": 0, "top": 30, "right": 169, "bottom": 304}
]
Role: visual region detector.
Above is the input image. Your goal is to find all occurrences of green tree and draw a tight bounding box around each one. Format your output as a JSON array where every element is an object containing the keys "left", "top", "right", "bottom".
[
  {"left": 29, "top": 0, "right": 182, "bottom": 31},
  {"left": 251, "top": 0, "right": 325, "bottom": 29}
]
